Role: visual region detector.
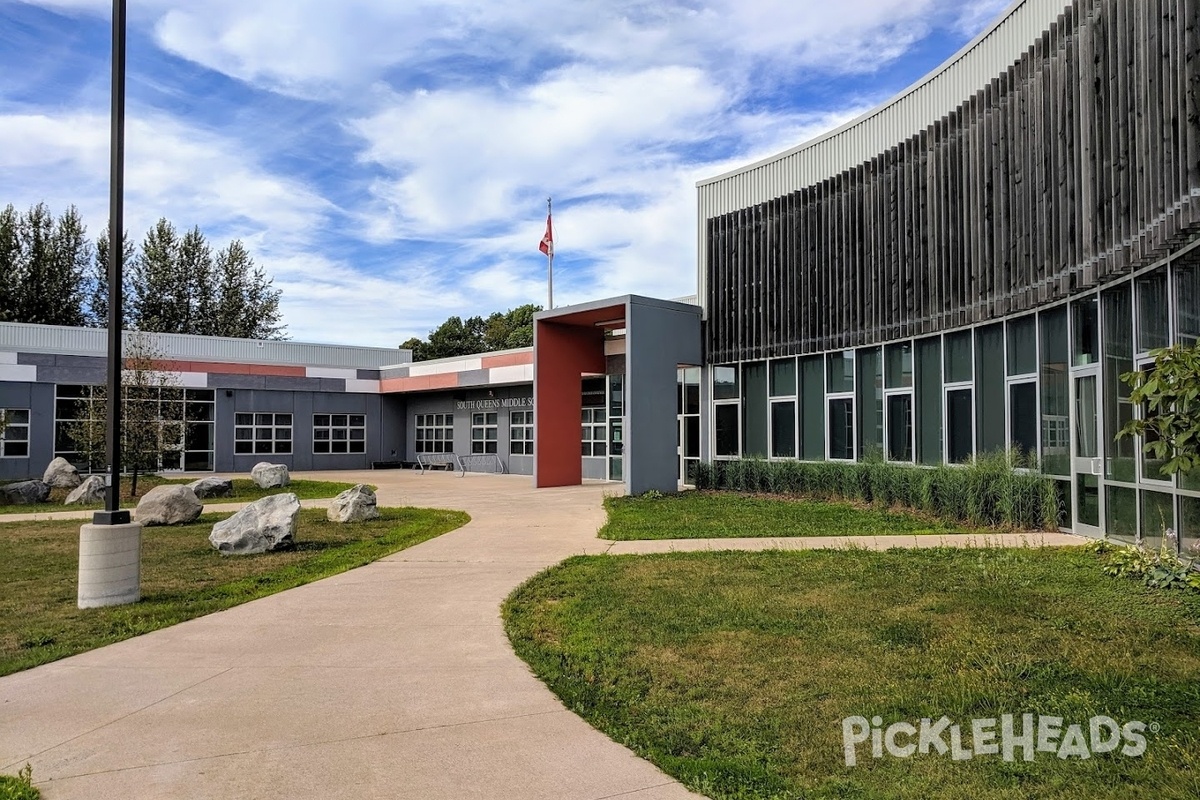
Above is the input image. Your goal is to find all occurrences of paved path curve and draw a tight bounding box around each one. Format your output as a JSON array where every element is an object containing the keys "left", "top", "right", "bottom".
[{"left": 1, "top": 471, "right": 1087, "bottom": 799}]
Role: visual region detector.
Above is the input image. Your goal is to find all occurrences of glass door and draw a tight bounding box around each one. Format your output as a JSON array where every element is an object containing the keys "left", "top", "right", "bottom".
[
  {"left": 1072, "top": 369, "right": 1104, "bottom": 535},
  {"left": 677, "top": 415, "right": 685, "bottom": 486}
]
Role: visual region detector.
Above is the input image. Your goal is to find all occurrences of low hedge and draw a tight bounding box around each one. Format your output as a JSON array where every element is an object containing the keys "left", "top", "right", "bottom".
[{"left": 692, "top": 451, "right": 1060, "bottom": 530}]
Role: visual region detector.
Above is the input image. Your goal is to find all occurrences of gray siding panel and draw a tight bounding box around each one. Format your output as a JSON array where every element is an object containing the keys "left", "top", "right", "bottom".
[{"left": 36, "top": 366, "right": 107, "bottom": 385}]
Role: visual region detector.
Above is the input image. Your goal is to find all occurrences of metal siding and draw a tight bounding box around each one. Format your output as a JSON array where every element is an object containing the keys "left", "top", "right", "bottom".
[
  {"left": 697, "top": 0, "right": 1078, "bottom": 312},
  {"left": 0, "top": 322, "right": 409, "bottom": 369}
]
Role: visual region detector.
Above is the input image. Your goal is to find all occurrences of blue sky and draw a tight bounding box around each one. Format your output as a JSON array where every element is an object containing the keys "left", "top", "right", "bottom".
[{"left": 0, "top": 0, "right": 1009, "bottom": 346}]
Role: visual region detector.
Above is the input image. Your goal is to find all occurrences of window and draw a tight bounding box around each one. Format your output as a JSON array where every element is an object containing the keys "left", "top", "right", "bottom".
[
  {"left": 828, "top": 398, "right": 854, "bottom": 460},
  {"left": 313, "top": 413, "right": 365, "bottom": 454},
  {"left": 885, "top": 342, "right": 913, "bottom": 389},
  {"left": 770, "top": 401, "right": 796, "bottom": 458},
  {"left": 1039, "top": 307, "right": 1070, "bottom": 476},
  {"left": 827, "top": 351, "right": 855, "bottom": 461},
  {"left": 1071, "top": 296, "right": 1100, "bottom": 367},
  {"left": 714, "top": 403, "right": 739, "bottom": 457},
  {"left": 1136, "top": 268, "right": 1169, "bottom": 352},
  {"left": 884, "top": 342, "right": 913, "bottom": 462},
  {"left": 1006, "top": 315, "right": 1037, "bottom": 376},
  {"left": 713, "top": 366, "right": 739, "bottom": 400},
  {"left": 945, "top": 388, "right": 974, "bottom": 464},
  {"left": 471, "top": 412, "right": 498, "bottom": 454},
  {"left": 582, "top": 407, "right": 606, "bottom": 457},
  {"left": 1176, "top": 252, "right": 1200, "bottom": 345},
  {"left": 768, "top": 359, "right": 796, "bottom": 460},
  {"left": 509, "top": 410, "right": 533, "bottom": 455},
  {"left": 415, "top": 413, "right": 454, "bottom": 453},
  {"left": 1008, "top": 382, "right": 1038, "bottom": 459},
  {"left": 56, "top": 385, "right": 213, "bottom": 470},
  {"left": 885, "top": 394, "right": 913, "bottom": 462},
  {"left": 0, "top": 409, "right": 29, "bottom": 458},
  {"left": 1103, "top": 286, "right": 1135, "bottom": 482},
  {"left": 234, "top": 412, "right": 292, "bottom": 455}
]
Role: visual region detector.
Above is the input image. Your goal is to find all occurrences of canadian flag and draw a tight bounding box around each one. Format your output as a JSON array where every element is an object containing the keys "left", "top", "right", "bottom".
[{"left": 539, "top": 213, "right": 554, "bottom": 257}]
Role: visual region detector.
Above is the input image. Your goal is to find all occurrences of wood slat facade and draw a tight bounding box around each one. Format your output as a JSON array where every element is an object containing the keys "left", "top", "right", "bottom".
[{"left": 704, "top": 0, "right": 1200, "bottom": 364}]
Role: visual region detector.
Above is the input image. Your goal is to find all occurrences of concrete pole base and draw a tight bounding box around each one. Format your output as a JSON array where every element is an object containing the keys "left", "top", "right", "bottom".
[{"left": 78, "top": 522, "right": 143, "bottom": 608}]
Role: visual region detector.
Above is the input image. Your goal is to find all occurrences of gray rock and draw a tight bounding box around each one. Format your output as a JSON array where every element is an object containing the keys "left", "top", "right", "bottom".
[
  {"left": 134, "top": 485, "right": 203, "bottom": 526},
  {"left": 42, "top": 457, "right": 82, "bottom": 489},
  {"left": 1, "top": 480, "right": 50, "bottom": 505},
  {"left": 188, "top": 476, "right": 234, "bottom": 499},
  {"left": 65, "top": 475, "right": 107, "bottom": 505},
  {"left": 326, "top": 484, "right": 380, "bottom": 523},
  {"left": 250, "top": 462, "right": 290, "bottom": 489},
  {"left": 209, "top": 493, "right": 299, "bottom": 555}
]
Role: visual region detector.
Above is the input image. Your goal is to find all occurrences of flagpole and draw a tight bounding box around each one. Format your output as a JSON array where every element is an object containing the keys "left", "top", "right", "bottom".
[{"left": 546, "top": 197, "right": 553, "bottom": 310}]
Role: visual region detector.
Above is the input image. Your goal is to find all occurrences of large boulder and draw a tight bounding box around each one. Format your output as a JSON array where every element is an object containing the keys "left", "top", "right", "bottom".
[
  {"left": 189, "top": 476, "right": 234, "bottom": 499},
  {"left": 1, "top": 480, "right": 50, "bottom": 505},
  {"left": 42, "top": 457, "right": 82, "bottom": 489},
  {"left": 134, "top": 485, "right": 203, "bottom": 526},
  {"left": 209, "top": 493, "right": 299, "bottom": 555},
  {"left": 251, "top": 462, "right": 290, "bottom": 489},
  {"left": 65, "top": 475, "right": 107, "bottom": 505},
  {"left": 327, "top": 484, "right": 380, "bottom": 523}
]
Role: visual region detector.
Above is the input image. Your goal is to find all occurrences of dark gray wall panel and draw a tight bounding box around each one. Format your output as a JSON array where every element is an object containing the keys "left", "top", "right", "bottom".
[{"left": 626, "top": 300, "right": 703, "bottom": 494}]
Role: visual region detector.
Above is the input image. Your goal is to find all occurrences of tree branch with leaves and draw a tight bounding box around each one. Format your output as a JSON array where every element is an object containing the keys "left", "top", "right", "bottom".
[{"left": 1117, "top": 343, "right": 1200, "bottom": 477}]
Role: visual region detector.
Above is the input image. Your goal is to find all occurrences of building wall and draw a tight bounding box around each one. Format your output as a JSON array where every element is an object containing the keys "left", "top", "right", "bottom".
[
  {"left": 703, "top": 0, "right": 1200, "bottom": 362},
  {"left": 219, "top": 390, "right": 386, "bottom": 473},
  {"left": 696, "top": 0, "right": 1200, "bottom": 546},
  {"left": 405, "top": 385, "right": 536, "bottom": 475},
  {"left": 0, "top": 382, "right": 53, "bottom": 482}
]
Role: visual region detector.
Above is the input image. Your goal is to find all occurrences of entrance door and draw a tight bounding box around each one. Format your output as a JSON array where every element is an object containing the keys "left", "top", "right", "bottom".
[{"left": 1072, "top": 369, "right": 1104, "bottom": 535}]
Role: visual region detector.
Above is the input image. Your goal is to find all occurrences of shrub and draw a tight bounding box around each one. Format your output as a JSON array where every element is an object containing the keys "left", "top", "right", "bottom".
[
  {"left": 689, "top": 452, "right": 1058, "bottom": 530},
  {"left": 0, "top": 764, "right": 40, "bottom": 800}
]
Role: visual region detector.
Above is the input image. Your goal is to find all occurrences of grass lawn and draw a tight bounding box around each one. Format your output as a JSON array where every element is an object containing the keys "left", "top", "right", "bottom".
[
  {"left": 600, "top": 491, "right": 970, "bottom": 540},
  {"left": 0, "top": 506, "right": 468, "bottom": 676},
  {"left": 505, "top": 548, "right": 1200, "bottom": 800},
  {"left": 0, "top": 475, "right": 367, "bottom": 515}
]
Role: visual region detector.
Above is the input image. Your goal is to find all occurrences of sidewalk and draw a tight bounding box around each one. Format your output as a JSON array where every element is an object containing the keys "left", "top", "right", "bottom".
[
  {"left": 0, "top": 471, "right": 1087, "bottom": 799},
  {"left": 1, "top": 470, "right": 697, "bottom": 800}
]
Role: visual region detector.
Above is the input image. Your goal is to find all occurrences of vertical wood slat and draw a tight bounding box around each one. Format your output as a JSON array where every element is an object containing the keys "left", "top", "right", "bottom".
[{"left": 704, "top": 0, "right": 1200, "bottom": 362}]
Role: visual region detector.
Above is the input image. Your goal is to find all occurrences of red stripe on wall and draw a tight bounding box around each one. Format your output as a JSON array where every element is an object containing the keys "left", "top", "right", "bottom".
[
  {"left": 145, "top": 359, "right": 306, "bottom": 377},
  {"left": 481, "top": 351, "right": 534, "bottom": 369},
  {"left": 379, "top": 373, "right": 460, "bottom": 393}
]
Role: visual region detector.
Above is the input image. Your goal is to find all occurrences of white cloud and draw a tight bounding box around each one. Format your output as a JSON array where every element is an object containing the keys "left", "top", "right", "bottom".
[
  {"left": 4, "top": 0, "right": 1017, "bottom": 344},
  {"left": 0, "top": 110, "right": 330, "bottom": 240}
]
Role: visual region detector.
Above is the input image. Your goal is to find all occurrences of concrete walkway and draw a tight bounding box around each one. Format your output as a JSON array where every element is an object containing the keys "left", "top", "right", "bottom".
[{"left": 0, "top": 471, "right": 1088, "bottom": 799}]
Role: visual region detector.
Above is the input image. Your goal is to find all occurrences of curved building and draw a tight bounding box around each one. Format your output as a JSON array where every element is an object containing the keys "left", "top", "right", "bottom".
[{"left": 696, "top": 0, "right": 1200, "bottom": 540}]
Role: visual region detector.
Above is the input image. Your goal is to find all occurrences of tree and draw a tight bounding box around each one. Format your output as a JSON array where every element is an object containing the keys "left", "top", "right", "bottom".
[
  {"left": 0, "top": 205, "right": 18, "bottom": 322},
  {"left": 130, "top": 218, "right": 182, "bottom": 333},
  {"left": 5, "top": 203, "right": 88, "bottom": 326},
  {"left": 180, "top": 227, "right": 215, "bottom": 336},
  {"left": 87, "top": 226, "right": 134, "bottom": 328},
  {"left": 399, "top": 337, "right": 426, "bottom": 360},
  {"left": 483, "top": 303, "right": 540, "bottom": 350},
  {"left": 212, "top": 240, "right": 285, "bottom": 339},
  {"left": 1117, "top": 342, "right": 1200, "bottom": 477},
  {"left": 68, "top": 332, "right": 184, "bottom": 496},
  {"left": 404, "top": 304, "right": 543, "bottom": 360}
]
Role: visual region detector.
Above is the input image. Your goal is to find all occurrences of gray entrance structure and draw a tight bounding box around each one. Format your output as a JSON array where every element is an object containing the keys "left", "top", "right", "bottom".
[{"left": 533, "top": 295, "right": 702, "bottom": 495}]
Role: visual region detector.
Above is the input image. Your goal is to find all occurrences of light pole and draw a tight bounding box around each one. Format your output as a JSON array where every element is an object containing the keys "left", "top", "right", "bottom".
[{"left": 79, "top": 0, "right": 141, "bottom": 608}]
